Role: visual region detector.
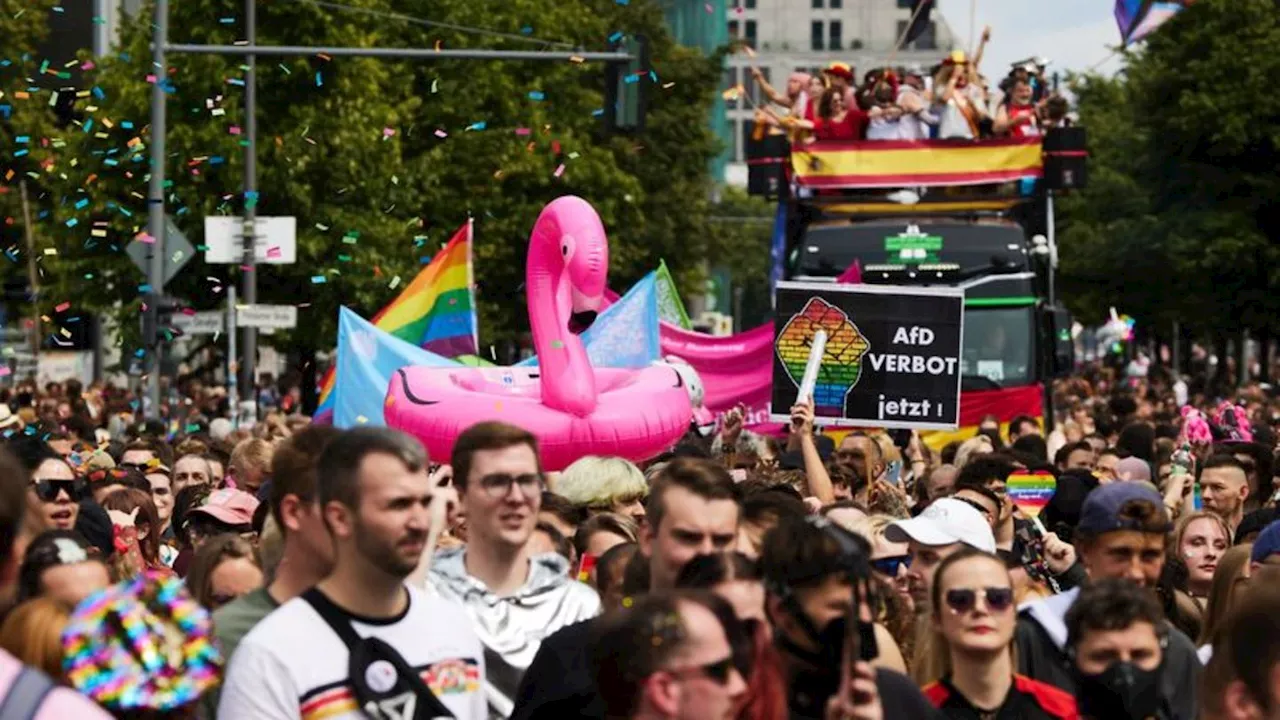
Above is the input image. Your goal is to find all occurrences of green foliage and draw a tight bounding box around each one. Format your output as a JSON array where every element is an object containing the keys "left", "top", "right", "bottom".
[
  {"left": 1057, "top": 0, "right": 1280, "bottom": 342},
  {"left": 11, "top": 0, "right": 730, "bottom": 362}
]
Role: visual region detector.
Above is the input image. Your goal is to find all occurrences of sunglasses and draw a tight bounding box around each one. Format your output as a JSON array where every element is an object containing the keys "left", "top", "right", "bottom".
[
  {"left": 31, "top": 478, "right": 83, "bottom": 502},
  {"left": 86, "top": 468, "right": 131, "bottom": 484},
  {"left": 944, "top": 587, "right": 1015, "bottom": 615},
  {"left": 476, "top": 473, "right": 544, "bottom": 500},
  {"left": 872, "top": 555, "right": 911, "bottom": 576},
  {"left": 668, "top": 656, "right": 736, "bottom": 685}
]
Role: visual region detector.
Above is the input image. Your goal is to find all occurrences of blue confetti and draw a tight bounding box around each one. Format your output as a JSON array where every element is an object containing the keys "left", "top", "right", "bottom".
[
  {"left": 14, "top": 135, "right": 28, "bottom": 143},
  {"left": 315, "top": 72, "right": 323, "bottom": 87},
  {"left": 311, "top": 275, "right": 327, "bottom": 284},
  {"left": 74, "top": 198, "right": 89, "bottom": 210},
  {"left": 609, "top": 31, "right": 624, "bottom": 43},
  {"left": 528, "top": 91, "right": 545, "bottom": 101}
]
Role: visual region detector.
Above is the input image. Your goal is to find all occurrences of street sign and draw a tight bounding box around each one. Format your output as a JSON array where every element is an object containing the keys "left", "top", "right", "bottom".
[
  {"left": 204, "top": 216, "right": 297, "bottom": 264},
  {"left": 235, "top": 304, "right": 297, "bottom": 330},
  {"left": 126, "top": 215, "right": 196, "bottom": 288},
  {"left": 170, "top": 311, "right": 225, "bottom": 336}
]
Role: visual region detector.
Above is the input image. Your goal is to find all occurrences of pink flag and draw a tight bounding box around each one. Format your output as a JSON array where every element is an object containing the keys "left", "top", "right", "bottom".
[{"left": 836, "top": 258, "right": 863, "bottom": 284}]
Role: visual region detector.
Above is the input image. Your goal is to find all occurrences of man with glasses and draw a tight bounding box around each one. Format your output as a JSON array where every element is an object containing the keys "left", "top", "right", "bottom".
[
  {"left": 886, "top": 498, "right": 996, "bottom": 613},
  {"left": 428, "top": 421, "right": 600, "bottom": 719},
  {"left": 119, "top": 438, "right": 170, "bottom": 473},
  {"left": 593, "top": 591, "right": 748, "bottom": 720}
]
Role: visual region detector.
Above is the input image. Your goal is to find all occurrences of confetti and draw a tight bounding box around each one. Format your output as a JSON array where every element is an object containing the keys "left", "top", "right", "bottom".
[
  {"left": 311, "top": 275, "right": 326, "bottom": 284},
  {"left": 528, "top": 91, "right": 545, "bottom": 101}
]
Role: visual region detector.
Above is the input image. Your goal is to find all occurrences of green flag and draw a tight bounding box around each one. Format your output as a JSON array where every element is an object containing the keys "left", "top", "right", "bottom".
[{"left": 656, "top": 260, "right": 693, "bottom": 330}]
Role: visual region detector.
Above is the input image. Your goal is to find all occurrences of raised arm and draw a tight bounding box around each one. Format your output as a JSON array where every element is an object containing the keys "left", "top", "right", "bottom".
[{"left": 750, "top": 66, "right": 791, "bottom": 107}]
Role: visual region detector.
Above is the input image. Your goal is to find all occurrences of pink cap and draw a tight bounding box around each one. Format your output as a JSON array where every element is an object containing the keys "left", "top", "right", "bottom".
[{"left": 191, "top": 488, "right": 259, "bottom": 526}]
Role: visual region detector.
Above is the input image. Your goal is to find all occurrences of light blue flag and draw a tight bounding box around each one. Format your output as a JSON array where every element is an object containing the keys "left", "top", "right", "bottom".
[
  {"left": 518, "top": 271, "right": 661, "bottom": 369},
  {"left": 333, "top": 307, "right": 460, "bottom": 428}
]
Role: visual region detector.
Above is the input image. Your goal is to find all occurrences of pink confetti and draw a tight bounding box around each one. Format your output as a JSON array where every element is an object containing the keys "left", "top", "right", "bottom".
[
  {"left": 383, "top": 127, "right": 396, "bottom": 138},
  {"left": 54, "top": 302, "right": 70, "bottom": 312},
  {"left": 0, "top": 367, "right": 10, "bottom": 378},
  {"left": 267, "top": 246, "right": 281, "bottom": 259},
  {"left": 515, "top": 128, "right": 531, "bottom": 136},
  {"left": 146, "top": 74, "right": 157, "bottom": 83},
  {"left": 81, "top": 61, "right": 95, "bottom": 71},
  {"left": 434, "top": 129, "right": 448, "bottom": 138},
  {"left": 704, "top": 2, "right": 712, "bottom": 11},
  {"left": 136, "top": 233, "right": 155, "bottom": 244},
  {"left": 229, "top": 126, "right": 241, "bottom": 135},
  {"left": 553, "top": 163, "right": 566, "bottom": 178}
]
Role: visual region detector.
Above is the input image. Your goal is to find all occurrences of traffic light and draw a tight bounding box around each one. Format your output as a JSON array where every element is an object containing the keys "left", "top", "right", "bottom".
[{"left": 605, "top": 34, "right": 650, "bottom": 134}]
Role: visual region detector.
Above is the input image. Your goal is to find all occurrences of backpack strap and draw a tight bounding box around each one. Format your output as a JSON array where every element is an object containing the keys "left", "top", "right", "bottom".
[
  {"left": 302, "top": 589, "right": 456, "bottom": 720},
  {"left": 0, "top": 667, "right": 55, "bottom": 720}
]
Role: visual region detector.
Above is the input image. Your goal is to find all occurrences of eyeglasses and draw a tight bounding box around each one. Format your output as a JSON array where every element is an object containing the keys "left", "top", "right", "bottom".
[
  {"left": 476, "top": 473, "right": 543, "bottom": 499},
  {"left": 872, "top": 555, "right": 911, "bottom": 576},
  {"left": 944, "top": 586, "right": 1015, "bottom": 614},
  {"left": 667, "top": 656, "right": 736, "bottom": 685},
  {"left": 118, "top": 462, "right": 151, "bottom": 474},
  {"left": 31, "top": 478, "right": 83, "bottom": 502},
  {"left": 150, "top": 486, "right": 172, "bottom": 497}
]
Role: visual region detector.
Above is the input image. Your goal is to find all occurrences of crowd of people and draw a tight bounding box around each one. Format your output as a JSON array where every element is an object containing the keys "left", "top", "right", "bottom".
[
  {"left": 0, "top": 363, "right": 1279, "bottom": 719},
  {"left": 748, "top": 27, "right": 1072, "bottom": 144}
]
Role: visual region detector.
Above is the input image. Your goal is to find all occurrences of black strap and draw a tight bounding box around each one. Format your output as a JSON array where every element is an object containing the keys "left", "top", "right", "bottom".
[
  {"left": 0, "top": 666, "right": 54, "bottom": 720},
  {"left": 302, "top": 589, "right": 456, "bottom": 719}
]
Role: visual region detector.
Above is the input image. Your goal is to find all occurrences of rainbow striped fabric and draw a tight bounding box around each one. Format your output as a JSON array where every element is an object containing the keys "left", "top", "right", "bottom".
[
  {"left": 315, "top": 221, "right": 476, "bottom": 417},
  {"left": 1006, "top": 470, "right": 1057, "bottom": 520}
]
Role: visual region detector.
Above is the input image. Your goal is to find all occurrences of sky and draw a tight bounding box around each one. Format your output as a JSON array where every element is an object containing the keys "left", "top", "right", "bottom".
[{"left": 935, "top": 0, "right": 1124, "bottom": 78}]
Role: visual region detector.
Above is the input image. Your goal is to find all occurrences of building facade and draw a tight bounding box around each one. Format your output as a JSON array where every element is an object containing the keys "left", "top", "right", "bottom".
[{"left": 721, "top": 0, "right": 958, "bottom": 186}]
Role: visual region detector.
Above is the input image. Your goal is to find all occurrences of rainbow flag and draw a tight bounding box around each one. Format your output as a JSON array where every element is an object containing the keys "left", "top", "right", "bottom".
[
  {"left": 792, "top": 137, "right": 1043, "bottom": 189},
  {"left": 315, "top": 221, "right": 476, "bottom": 418}
]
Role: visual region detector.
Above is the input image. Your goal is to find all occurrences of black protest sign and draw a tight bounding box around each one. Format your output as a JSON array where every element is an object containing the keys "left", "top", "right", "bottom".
[{"left": 769, "top": 282, "right": 963, "bottom": 430}]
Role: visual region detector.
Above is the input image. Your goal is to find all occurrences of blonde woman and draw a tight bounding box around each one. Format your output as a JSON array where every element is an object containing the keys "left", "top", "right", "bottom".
[
  {"left": 555, "top": 456, "right": 648, "bottom": 524},
  {"left": 0, "top": 597, "right": 72, "bottom": 681},
  {"left": 953, "top": 435, "right": 994, "bottom": 469},
  {"left": 1196, "top": 543, "right": 1252, "bottom": 664},
  {"left": 922, "top": 549, "right": 1077, "bottom": 718},
  {"left": 1171, "top": 511, "right": 1230, "bottom": 602}
]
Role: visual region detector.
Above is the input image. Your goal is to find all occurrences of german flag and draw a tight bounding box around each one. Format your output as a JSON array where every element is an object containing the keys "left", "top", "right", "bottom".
[
  {"left": 922, "top": 384, "right": 1045, "bottom": 450},
  {"left": 792, "top": 137, "right": 1043, "bottom": 189}
]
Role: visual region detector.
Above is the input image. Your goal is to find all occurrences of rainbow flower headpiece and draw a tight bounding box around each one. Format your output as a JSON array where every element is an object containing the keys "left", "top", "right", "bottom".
[{"left": 62, "top": 571, "right": 223, "bottom": 711}]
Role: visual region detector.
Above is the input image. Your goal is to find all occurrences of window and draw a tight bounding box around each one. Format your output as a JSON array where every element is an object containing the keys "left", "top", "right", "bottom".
[
  {"left": 830, "top": 0, "right": 841, "bottom": 7},
  {"left": 829, "top": 20, "right": 842, "bottom": 50},
  {"left": 744, "top": 20, "right": 757, "bottom": 48},
  {"left": 812, "top": 0, "right": 823, "bottom": 8},
  {"left": 722, "top": 67, "right": 737, "bottom": 93},
  {"left": 810, "top": 21, "right": 824, "bottom": 51},
  {"left": 728, "top": 20, "right": 739, "bottom": 38},
  {"left": 897, "top": 0, "right": 914, "bottom": 7},
  {"left": 745, "top": 0, "right": 756, "bottom": 8}
]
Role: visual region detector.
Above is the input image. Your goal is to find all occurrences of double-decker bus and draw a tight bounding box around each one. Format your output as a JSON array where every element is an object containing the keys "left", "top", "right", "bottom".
[{"left": 750, "top": 132, "right": 1082, "bottom": 445}]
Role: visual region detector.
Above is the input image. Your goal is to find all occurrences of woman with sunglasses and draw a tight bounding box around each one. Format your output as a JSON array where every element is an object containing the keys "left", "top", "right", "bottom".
[{"left": 923, "top": 549, "right": 1077, "bottom": 719}]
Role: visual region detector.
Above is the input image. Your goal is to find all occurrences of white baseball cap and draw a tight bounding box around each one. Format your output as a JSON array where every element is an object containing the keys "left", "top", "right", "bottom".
[{"left": 886, "top": 498, "right": 996, "bottom": 553}]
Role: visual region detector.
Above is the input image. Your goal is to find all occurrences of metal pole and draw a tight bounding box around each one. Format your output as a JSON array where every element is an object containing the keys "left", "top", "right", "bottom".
[
  {"left": 227, "top": 286, "right": 238, "bottom": 427},
  {"left": 1046, "top": 190, "right": 1056, "bottom": 306},
  {"left": 163, "top": 44, "right": 631, "bottom": 61},
  {"left": 239, "top": 0, "right": 258, "bottom": 415},
  {"left": 145, "top": 0, "right": 168, "bottom": 419},
  {"left": 18, "top": 181, "right": 40, "bottom": 364}
]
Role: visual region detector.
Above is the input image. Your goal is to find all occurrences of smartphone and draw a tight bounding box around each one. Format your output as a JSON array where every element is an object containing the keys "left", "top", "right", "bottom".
[
  {"left": 884, "top": 460, "right": 902, "bottom": 487},
  {"left": 575, "top": 552, "right": 598, "bottom": 584}
]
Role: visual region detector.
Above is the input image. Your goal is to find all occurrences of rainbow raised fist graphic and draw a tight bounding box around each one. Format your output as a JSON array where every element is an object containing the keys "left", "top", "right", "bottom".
[{"left": 776, "top": 297, "right": 870, "bottom": 417}]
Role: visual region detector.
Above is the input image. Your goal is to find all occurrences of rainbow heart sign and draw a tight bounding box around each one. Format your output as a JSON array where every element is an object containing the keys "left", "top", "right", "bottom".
[
  {"left": 769, "top": 282, "right": 964, "bottom": 430},
  {"left": 775, "top": 297, "right": 870, "bottom": 418},
  {"left": 1007, "top": 470, "right": 1057, "bottom": 519}
]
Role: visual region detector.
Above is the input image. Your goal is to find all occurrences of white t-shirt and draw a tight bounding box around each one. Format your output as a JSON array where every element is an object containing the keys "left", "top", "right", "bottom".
[{"left": 218, "top": 585, "right": 486, "bottom": 720}]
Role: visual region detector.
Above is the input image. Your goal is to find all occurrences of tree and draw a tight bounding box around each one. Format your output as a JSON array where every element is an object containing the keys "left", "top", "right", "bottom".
[{"left": 33, "top": 0, "right": 730, "bottom": 398}]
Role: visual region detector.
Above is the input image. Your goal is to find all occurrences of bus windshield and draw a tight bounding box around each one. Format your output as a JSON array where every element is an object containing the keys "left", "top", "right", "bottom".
[{"left": 961, "top": 306, "right": 1034, "bottom": 389}]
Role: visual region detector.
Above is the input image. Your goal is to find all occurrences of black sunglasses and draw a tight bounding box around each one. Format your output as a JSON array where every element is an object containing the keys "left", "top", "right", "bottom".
[
  {"left": 31, "top": 479, "right": 83, "bottom": 502},
  {"left": 669, "top": 656, "right": 736, "bottom": 685},
  {"left": 476, "top": 473, "right": 544, "bottom": 498},
  {"left": 872, "top": 555, "right": 911, "bottom": 576},
  {"left": 945, "top": 587, "right": 1015, "bottom": 614}
]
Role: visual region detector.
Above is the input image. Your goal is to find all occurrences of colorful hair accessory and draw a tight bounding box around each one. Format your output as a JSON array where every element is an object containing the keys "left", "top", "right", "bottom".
[
  {"left": 1211, "top": 402, "right": 1253, "bottom": 443},
  {"left": 62, "top": 571, "right": 223, "bottom": 712},
  {"left": 1180, "top": 406, "right": 1212, "bottom": 447}
]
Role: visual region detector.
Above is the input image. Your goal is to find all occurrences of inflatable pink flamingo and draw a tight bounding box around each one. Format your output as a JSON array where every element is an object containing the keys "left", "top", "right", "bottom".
[{"left": 383, "top": 196, "right": 693, "bottom": 471}]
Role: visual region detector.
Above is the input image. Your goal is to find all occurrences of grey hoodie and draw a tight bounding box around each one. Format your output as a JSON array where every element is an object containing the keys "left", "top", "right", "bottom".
[{"left": 427, "top": 547, "right": 601, "bottom": 719}]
